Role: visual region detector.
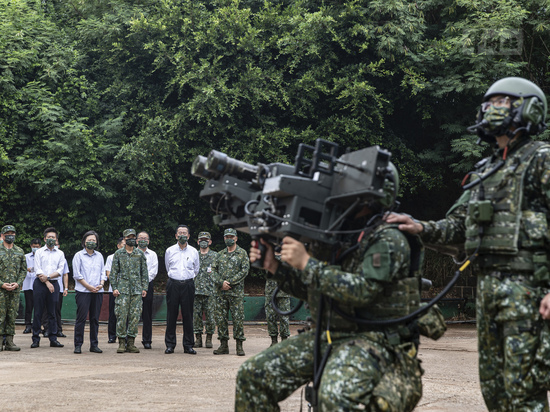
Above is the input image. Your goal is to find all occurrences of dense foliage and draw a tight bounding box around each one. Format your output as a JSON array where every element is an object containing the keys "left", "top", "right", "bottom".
[{"left": 1, "top": 0, "right": 549, "bottom": 271}]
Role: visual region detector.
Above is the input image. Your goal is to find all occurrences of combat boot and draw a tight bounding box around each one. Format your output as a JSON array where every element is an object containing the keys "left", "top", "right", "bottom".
[
  {"left": 213, "top": 339, "right": 229, "bottom": 355},
  {"left": 4, "top": 335, "right": 20, "bottom": 351},
  {"left": 126, "top": 337, "right": 140, "bottom": 353},
  {"left": 236, "top": 340, "right": 245, "bottom": 356},
  {"left": 205, "top": 334, "right": 213, "bottom": 348},
  {"left": 281, "top": 336, "right": 288, "bottom": 341},
  {"left": 117, "top": 337, "right": 126, "bottom": 353},
  {"left": 270, "top": 336, "right": 278, "bottom": 347},
  {"left": 195, "top": 333, "right": 203, "bottom": 348}
]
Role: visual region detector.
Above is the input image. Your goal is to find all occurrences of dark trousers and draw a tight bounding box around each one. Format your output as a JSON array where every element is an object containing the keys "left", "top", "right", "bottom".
[
  {"left": 42, "top": 292, "right": 63, "bottom": 332},
  {"left": 56, "top": 293, "right": 63, "bottom": 331},
  {"left": 32, "top": 279, "right": 59, "bottom": 343},
  {"left": 24, "top": 290, "right": 34, "bottom": 326},
  {"left": 74, "top": 291, "right": 103, "bottom": 348},
  {"left": 141, "top": 282, "right": 154, "bottom": 344},
  {"left": 164, "top": 278, "right": 195, "bottom": 349},
  {"left": 108, "top": 292, "right": 117, "bottom": 341}
]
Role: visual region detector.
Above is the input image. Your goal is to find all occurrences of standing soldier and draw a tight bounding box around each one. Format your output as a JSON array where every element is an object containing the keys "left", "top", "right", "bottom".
[
  {"left": 213, "top": 228, "right": 249, "bottom": 356},
  {"left": 387, "top": 77, "right": 550, "bottom": 411},
  {"left": 110, "top": 229, "right": 149, "bottom": 354},
  {"left": 264, "top": 278, "right": 290, "bottom": 347},
  {"left": 194, "top": 231, "right": 218, "bottom": 349},
  {"left": 0, "top": 225, "right": 26, "bottom": 351}
]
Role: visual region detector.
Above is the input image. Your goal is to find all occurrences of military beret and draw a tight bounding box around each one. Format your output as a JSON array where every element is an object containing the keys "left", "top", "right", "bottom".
[
  {"left": 224, "top": 228, "right": 237, "bottom": 237},
  {"left": 198, "top": 231, "right": 211, "bottom": 239},
  {"left": 123, "top": 228, "right": 136, "bottom": 237},
  {"left": 1, "top": 225, "right": 16, "bottom": 234}
]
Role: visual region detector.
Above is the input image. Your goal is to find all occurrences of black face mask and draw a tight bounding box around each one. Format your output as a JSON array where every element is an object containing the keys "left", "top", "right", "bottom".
[
  {"left": 3, "top": 235, "right": 15, "bottom": 244},
  {"left": 126, "top": 238, "right": 136, "bottom": 247}
]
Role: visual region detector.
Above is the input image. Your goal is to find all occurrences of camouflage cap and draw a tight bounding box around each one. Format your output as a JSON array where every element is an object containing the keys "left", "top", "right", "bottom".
[
  {"left": 224, "top": 228, "right": 237, "bottom": 237},
  {"left": 198, "top": 231, "right": 211, "bottom": 239},
  {"left": 123, "top": 228, "right": 136, "bottom": 237},
  {"left": 1, "top": 225, "right": 16, "bottom": 234}
]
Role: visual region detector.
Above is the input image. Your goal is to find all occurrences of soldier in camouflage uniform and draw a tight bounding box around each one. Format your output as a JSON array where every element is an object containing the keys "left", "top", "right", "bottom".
[
  {"left": 212, "top": 228, "right": 249, "bottom": 356},
  {"left": 388, "top": 77, "right": 550, "bottom": 411},
  {"left": 236, "top": 165, "right": 427, "bottom": 411},
  {"left": 110, "top": 229, "right": 149, "bottom": 354},
  {"left": 0, "top": 225, "right": 26, "bottom": 351},
  {"left": 264, "top": 277, "right": 290, "bottom": 347},
  {"left": 194, "top": 231, "right": 218, "bottom": 349}
]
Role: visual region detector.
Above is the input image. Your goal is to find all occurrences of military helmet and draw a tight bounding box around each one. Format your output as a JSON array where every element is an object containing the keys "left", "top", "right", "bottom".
[{"left": 473, "top": 77, "right": 547, "bottom": 143}]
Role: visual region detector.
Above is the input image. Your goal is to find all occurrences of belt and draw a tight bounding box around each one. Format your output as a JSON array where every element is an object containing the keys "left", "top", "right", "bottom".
[{"left": 169, "top": 278, "right": 194, "bottom": 284}]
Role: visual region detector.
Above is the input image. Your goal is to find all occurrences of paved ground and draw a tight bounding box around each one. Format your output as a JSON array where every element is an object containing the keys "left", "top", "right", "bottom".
[{"left": 1, "top": 323, "right": 488, "bottom": 411}]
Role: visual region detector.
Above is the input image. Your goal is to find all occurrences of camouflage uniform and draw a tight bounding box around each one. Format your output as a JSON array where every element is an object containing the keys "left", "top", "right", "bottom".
[
  {"left": 110, "top": 247, "right": 149, "bottom": 338},
  {"left": 0, "top": 243, "right": 26, "bottom": 336},
  {"left": 420, "top": 138, "right": 550, "bottom": 411},
  {"left": 213, "top": 245, "right": 249, "bottom": 342},
  {"left": 236, "top": 224, "right": 423, "bottom": 411},
  {"left": 264, "top": 278, "right": 290, "bottom": 339},
  {"left": 194, "top": 249, "right": 218, "bottom": 335}
]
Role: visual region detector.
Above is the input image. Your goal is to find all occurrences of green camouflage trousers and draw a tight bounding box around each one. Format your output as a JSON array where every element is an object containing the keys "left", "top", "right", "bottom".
[
  {"left": 477, "top": 274, "right": 550, "bottom": 412},
  {"left": 0, "top": 290, "right": 20, "bottom": 335},
  {"left": 115, "top": 293, "right": 142, "bottom": 338},
  {"left": 215, "top": 293, "right": 245, "bottom": 341},
  {"left": 193, "top": 294, "right": 215, "bottom": 335},
  {"left": 235, "top": 330, "right": 422, "bottom": 411},
  {"left": 265, "top": 296, "right": 290, "bottom": 338}
]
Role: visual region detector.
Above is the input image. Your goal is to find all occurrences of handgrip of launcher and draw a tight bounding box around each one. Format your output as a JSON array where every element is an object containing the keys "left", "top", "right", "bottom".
[{"left": 251, "top": 237, "right": 267, "bottom": 269}]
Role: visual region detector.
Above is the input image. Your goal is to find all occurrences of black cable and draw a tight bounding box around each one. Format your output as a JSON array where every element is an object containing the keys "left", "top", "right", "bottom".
[
  {"left": 271, "top": 286, "right": 303, "bottom": 316},
  {"left": 463, "top": 161, "right": 504, "bottom": 190},
  {"left": 332, "top": 248, "right": 478, "bottom": 327}
]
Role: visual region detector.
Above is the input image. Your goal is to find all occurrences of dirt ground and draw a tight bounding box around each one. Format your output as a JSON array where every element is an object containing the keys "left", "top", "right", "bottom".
[{"left": 0, "top": 323, "right": 495, "bottom": 411}]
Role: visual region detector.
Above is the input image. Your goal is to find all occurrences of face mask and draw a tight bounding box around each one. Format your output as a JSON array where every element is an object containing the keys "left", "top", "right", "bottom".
[
  {"left": 225, "top": 238, "right": 235, "bottom": 247},
  {"left": 178, "top": 235, "right": 188, "bottom": 245},
  {"left": 4, "top": 235, "right": 15, "bottom": 244},
  {"left": 125, "top": 238, "right": 136, "bottom": 247},
  {"left": 138, "top": 240, "right": 148, "bottom": 248},
  {"left": 85, "top": 241, "right": 97, "bottom": 250},
  {"left": 482, "top": 105, "right": 511, "bottom": 133},
  {"left": 199, "top": 240, "right": 209, "bottom": 249},
  {"left": 46, "top": 238, "right": 56, "bottom": 248},
  {"left": 32, "top": 247, "right": 39, "bottom": 253}
]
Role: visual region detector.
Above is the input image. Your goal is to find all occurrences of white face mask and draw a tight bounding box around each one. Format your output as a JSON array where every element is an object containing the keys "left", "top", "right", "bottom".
[{"left": 32, "top": 247, "right": 39, "bottom": 253}]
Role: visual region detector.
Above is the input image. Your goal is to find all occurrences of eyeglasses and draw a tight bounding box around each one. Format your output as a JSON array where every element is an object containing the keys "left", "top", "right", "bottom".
[{"left": 481, "top": 96, "right": 511, "bottom": 112}]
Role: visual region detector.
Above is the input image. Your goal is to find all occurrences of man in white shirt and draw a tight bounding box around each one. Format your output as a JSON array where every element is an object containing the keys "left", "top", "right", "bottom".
[
  {"left": 23, "top": 238, "right": 41, "bottom": 334},
  {"left": 137, "top": 231, "right": 158, "bottom": 350},
  {"left": 164, "top": 225, "right": 199, "bottom": 354},
  {"left": 31, "top": 227, "right": 65, "bottom": 348}
]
